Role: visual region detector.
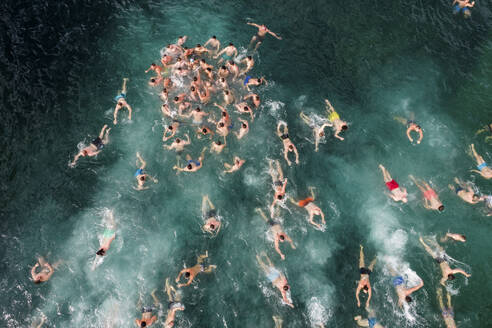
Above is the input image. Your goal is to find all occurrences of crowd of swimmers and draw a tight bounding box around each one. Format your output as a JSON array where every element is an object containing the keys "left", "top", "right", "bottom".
[{"left": 30, "top": 6, "right": 489, "bottom": 326}]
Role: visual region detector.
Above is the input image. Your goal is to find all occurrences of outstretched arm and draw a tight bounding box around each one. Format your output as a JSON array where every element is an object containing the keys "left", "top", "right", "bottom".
[
  {"left": 31, "top": 263, "right": 39, "bottom": 279},
  {"left": 355, "top": 286, "right": 362, "bottom": 307},
  {"left": 406, "top": 127, "right": 414, "bottom": 142},
  {"left": 451, "top": 268, "right": 471, "bottom": 278},
  {"left": 406, "top": 279, "right": 424, "bottom": 296},
  {"left": 274, "top": 238, "right": 285, "bottom": 260},
  {"left": 419, "top": 236, "right": 435, "bottom": 257},
  {"left": 136, "top": 152, "right": 146, "bottom": 169},
  {"left": 268, "top": 30, "right": 282, "bottom": 40},
  {"left": 247, "top": 22, "right": 261, "bottom": 28}
]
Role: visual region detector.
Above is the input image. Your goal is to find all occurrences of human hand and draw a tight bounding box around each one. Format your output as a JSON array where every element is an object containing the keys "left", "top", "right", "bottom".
[{"left": 113, "top": 119, "right": 117, "bottom": 125}]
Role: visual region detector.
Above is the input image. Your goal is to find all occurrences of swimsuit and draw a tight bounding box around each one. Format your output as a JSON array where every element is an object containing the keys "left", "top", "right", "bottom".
[
  {"left": 103, "top": 229, "right": 115, "bottom": 239},
  {"left": 274, "top": 180, "right": 283, "bottom": 187},
  {"left": 280, "top": 134, "right": 289, "bottom": 140},
  {"left": 392, "top": 276, "right": 404, "bottom": 286},
  {"left": 477, "top": 162, "right": 488, "bottom": 171},
  {"left": 435, "top": 256, "right": 446, "bottom": 264},
  {"left": 455, "top": 186, "right": 463, "bottom": 194},
  {"left": 385, "top": 179, "right": 399, "bottom": 191},
  {"left": 206, "top": 209, "right": 217, "bottom": 218},
  {"left": 359, "top": 267, "right": 372, "bottom": 275},
  {"left": 228, "top": 121, "right": 235, "bottom": 130},
  {"left": 423, "top": 189, "right": 437, "bottom": 200},
  {"left": 168, "top": 301, "right": 184, "bottom": 310},
  {"left": 298, "top": 197, "right": 314, "bottom": 207},
  {"left": 141, "top": 306, "right": 153, "bottom": 313},
  {"left": 135, "top": 168, "right": 144, "bottom": 177},
  {"left": 453, "top": 4, "right": 470, "bottom": 14},
  {"left": 442, "top": 309, "right": 454, "bottom": 318},
  {"left": 244, "top": 75, "right": 252, "bottom": 86},
  {"left": 328, "top": 111, "right": 340, "bottom": 122},
  {"left": 92, "top": 137, "right": 104, "bottom": 150},
  {"left": 256, "top": 32, "right": 266, "bottom": 42},
  {"left": 266, "top": 268, "right": 281, "bottom": 282},
  {"left": 114, "top": 93, "right": 126, "bottom": 102},
  {"left": 187, "top": 160, "right": 201, "bottom": 167},
  {"left": 368, "top": 318, "right": 377, "bottom": 328}
]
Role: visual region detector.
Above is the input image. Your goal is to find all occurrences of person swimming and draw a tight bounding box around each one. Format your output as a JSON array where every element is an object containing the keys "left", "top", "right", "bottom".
[
  {"left": 453, "top": 0, "right": 475, "bottom": 18},
  {"left": 113, "top": 78, "right": 132, "bottom": 124},
  {"left": 378, "top": 164, "right": 408, "bottom": 203},
  {"left": 173, "top": 148, "right": 207, "bottom": 173},
  {"left": 276, "top": 122, "right": 299, "bottom": 166},
  {"left": 70, "top": 124, "right": 111, "bottom": 167},
  {"left": 354, "top": 306, "right": 385, "bottom": 328},
  {"left": 299, "top": 111, "right": 332, "bottom": 152},
  {"left": 223, "top": 156, "right": 245, "bottom": 174},
  {"left": 409, "top": 175, "right": 444, "bottom": 211},
  {"left": 387, "top": 266, "right": 424, "bottom": 307},
  {"left": 268, "top": 159, "right": 288, "bottom": 217},
  {"left": 246, "top": 22, "right": 282, "bottom": 51},
  {"left": 175, "top": 251, "right": 216, "bottom": 288},
  {"left": 134, "top": 152, "right": 158, "bottom": 190},
  {"left": 448, "top": 177, "right": 482, "bottom": 204},
  {"left": 324, "top": 99, "right": 347, "bottom": 141},
  {"left": 31, "top": 257, "right": 59, "bottom": 284},
  {"left": 437, "top": 287, "right": 457, "bottom": 328},
  {"left": 256, "top": 208, "right": 295, "bottom": 260},
  {"left": 394, "top": 116, "right": 423, "bottom": 144},
  {"left": 469, "top": 144, "right": 492, "bottom": 179},
  {"left": 355, "top": 245, "right": 377, "bottom": 308},
  {"left": 256, "top": 252, "right": 294, "bottom": 308},
  {"left": 289, "top": 187, "right": 325, "bottom": 230},
  {"left": 201, "top": 195, "right": 222, "bottom": 236}
]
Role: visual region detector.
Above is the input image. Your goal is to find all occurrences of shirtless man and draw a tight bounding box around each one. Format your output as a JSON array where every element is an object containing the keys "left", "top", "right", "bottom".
[
  {"left": 145, "top": 63, "right": 163, "bottom": 76},
  {"left": 210, "top": 137, "right": 227, "bottom": 154},
  {"left": 164, "top": 134, "right": 191, "bottom": 152},
  {"left": 223, "top": 156, "right": 245, "bottom": 174},
  {"left": 410, "top": 175, "right": 444, "bottom": 211},
  {"left": 354, "top": 306, "right": 384, "bottom": 328},
  {"left": 378, "top": 164, "right": 408, "bottom": 203},
  {"left": 183, "top": 107, "right": 209, "bottom": 124},
  {"left": 235, "top": 102, "right": 254, "bottom": 121},
  {"left": 113, "top": 78, "right": 132, "bottom": 124},
  {"left": 277, "top": 122, "right": 299, "bottom": 166},
  {"left": 163, "top": 122, "right": 180, "bottom": 141},
  {"left": 223, "top": 89, "right": 235, "bottom": 106},
  {"left": 201, "top": 195, "right": 222, "bottom": 236},
  {"left": 216, "top": 77, "right": 228, "bottom": 90},
  {"left": 31, "top": 257, "right": 58, "bottom": 284},
  {"left": 256, "top": 208, "right": 295, "bottom": 260},
  {"left": 70, "top": 125, "right": 111, "bottom": 167},
  {"left": 437, "top": 287, "right": 457, "bottom": 328},
  {"left": 395, "top": 116, "right": 423, "bottom": 144},
  {"left": 257, "top": 252, "right": 294, "bottom": 308},
  {"left": 441, "top": 232, "right": 466, "bottom": 243},
  {"left": 244, "top": 76, "right": 267, "bottom": 91},
  {"left": 95, "top": 210, "right": 116, "bottom": 257},
  {"left": 469, "top": 144, "right": 492, "bottom": 179},
  {"left": 247, "top": 22, "right": 282, "bottom": 51},
  {"left": 355, "top": 245, "right": 377, "bottom": 308},
  {"left": 269, "top": 159, "right": 288, "bottom": 217},
  {"left": 240, "top": 56, "right": 255, "bottom": 76},
  {"left": 173, "top": 147, "right": 206, "bottom": 173},
  {"left": 148, "top": 75, "right": 163, "bottom": 87},
  {"left": 194, "top": 44, "right": 209, "bottom": 57},
  {"left": 214, "top": 43, "right": 238, "bottom": 64},
  {"left": 196, "top": 126, "right": 214, "bottom": 140},
  {"left": 234, "top": 118, "right": 249, "bottom": 139},
  {"left": 289, "top": 187, "right": 325, "bottom": 230},
  {"left": 388, "top": 266, "right": 424, "bottom": 307},
  {"left": 299, "top": 112, "right": 332, "bottom": 152},
  {"left": 204, "top": 35, "right": 221, "bottom": 55},
  {"left": 448, "top": 177, "right": 481, "bottom": 204},
  {"left": 176, "top": 251, "right": 216, "bottom": 288},
  {"left": 325, "top": 99, "right": 347, "bottom": 141},
  {"left": 161, "top": 278, "right": 185, "bottom": 328},
  {"left": 135, "top": 305, "right": 157, "bottom": 327},
  {"left": 244, "top": 93, "right": 261, "bottom": 108},
  {"left": 134, "top": 152, "right": 158, "bottom": 190},
  {"left": 453, "top": 0, "right": 475, "bottom": 17},
  {"left": 226, "top": 61, "right": 239, "bottom": 79},
  {"left": 419, "top": 236, "right": 471, "bottom": 286},
  {"left": 218, "top": 66, "right": 229, "bottom": 79},
  {"left": 198, "top": 86, "right": 211, "bottom": 104}
]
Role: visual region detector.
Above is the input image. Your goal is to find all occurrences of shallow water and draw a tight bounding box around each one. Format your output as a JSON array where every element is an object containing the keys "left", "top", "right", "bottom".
[{"left": 1, "top": 0, "right": 492, "bottom": 327}]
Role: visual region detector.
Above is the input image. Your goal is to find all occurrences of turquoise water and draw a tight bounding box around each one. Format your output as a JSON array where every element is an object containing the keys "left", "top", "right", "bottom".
[{"left": 1, "top": 0, "right": 492, "bottom": 327}]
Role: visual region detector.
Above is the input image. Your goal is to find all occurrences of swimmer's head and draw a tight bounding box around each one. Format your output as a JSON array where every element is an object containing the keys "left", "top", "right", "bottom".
[
  {"left": 279, "top": 235, "right": 285, "bottom": 241},
  {"left": 247, "top": 55, "right": 252, "bottom": 60},
  {"left": 168, "top": 125, "right": 173, "bottom": 130},
  {"left": 185, "top": 272, "right": 191, "bottom": 278},
  {"left": 195, "top": 107, "right": 201, "bottom": 112},
  {"left": 221, "top": 112, "right": 227, "bottom": 117},
  {"left": 244, "top": 106, "right": 249, "bottom": 111},
  {"left": 96, "top": 249, "right": 106, "bottom": 256},
  {"left": 220, "top": 78, "right": 225, "bottom": 82},
  {"left": 224, "top": 90, "right": 229, "bottom": 95},
  {"left": 229, "top": 61, "right": 235, "bottom": 66},
  {"left": 219, "top": 122, "right": 224, "bottom": 127},
  {"left": 201, "top": 59, "right": 206, "bottom": 63},
  {"left": 140, "top": 176, "right": 146, "bottom": 181},
  {"left": 257, "top": 78, "right": 261, "bottom": 83},
  {"left": 150, "top": 78, "right": 155, "bottom": 83},
  {"left": 196, "top": 44, "right": 201, "bottom": 47},
  {"left": 212, "top": 35, "right": 216, "bottom": 39},
  {"left": 363, "top": 286, "right": 369, "bottom": 292},
  {"left": 163, "top": 88, "right": 167, "bottom": 92},
  {"left": 460, "top": 234, "right": 467, "bottom": 241},
  {"left": 176, "top": 138, "right": 181, "bottom": 143},
  {"left": 289, "top": 145, "right": 293, "bottom": 150},
  {"left": 242, "top": 123, "right": 247, "bottom": 129},
  {"left": 151, "top": 63, "right": 156, "bottom": 67},
  {"left": 141, "top": 322, "right": 147, "bottom": 327},
  {"left": 472, "top": 194, "right": 480, "bottom": 202},
  {"left": 82, "top": 150, "right": 88, "bottom": 156},
  {"left": 216, "top": 140, "right": 222, "bottom": 145},
  {"left": 202, "top": 128, "right": 208, "bottom": 133},
  {"left": 283, "top": 285, "right": 289, "bottom": 291},
  {"left": 438, "top": 205, "right": 445, "bottom": 212},
  {"left": 206, "top": 67, "right": 212, "bottom": 72},
  {"left": 174, "top": 96, "right": 179, "bottom": 102},
  {"left": 255, "top": 95, "right": 260, "bottom": 100},
  {"left": 319, "top": 132, "right": 325, "bottom": 137},
  {"left": 229, "top": 42, "right": 233, "bottom": 46},
  {"left": 405, "top": 296, "right": 412, "bottom": 303},
  {"left": 221, "top": 66, "right": 227, "bottom": 70},
  {"left": 193, "top": 77, "right": 198, "bottom": 82},
  {"left": 210, "top": 223, "right": 215, "bottom": 230},
  {"left": 34, "top": 279, "right": 41, "bottom": 284},
  {"left": 277, "top": 195, "right": 283, "bottom": 200},
  {"left": 187, "top": 164, "right": 192, "bottom": 170},
  {"left": 191, "top": 86, "right": 196, "bottom": 92},
  {"left": 342, "top": 124, "right": 348, "bottom": 130},
  {"left": 448, "top": 274, "right": 455, "bottom": 281},
  {"left": 118, "top": 102, "right": 123, "bottom": 106}
]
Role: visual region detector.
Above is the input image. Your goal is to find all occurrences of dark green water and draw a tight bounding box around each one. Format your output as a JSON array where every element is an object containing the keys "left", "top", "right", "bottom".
[{"left": 1, "top": 0, "right": 492, "bottom": 327}]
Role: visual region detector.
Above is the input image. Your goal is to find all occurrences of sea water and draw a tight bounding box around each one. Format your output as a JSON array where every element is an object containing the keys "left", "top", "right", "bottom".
[{"left": 1, "top": 0, "right": 491, "bottom": 327}]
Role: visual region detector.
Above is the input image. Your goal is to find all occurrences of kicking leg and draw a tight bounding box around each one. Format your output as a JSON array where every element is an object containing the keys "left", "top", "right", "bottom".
[
  {"left": 359, "top": 245, "right": 365, "bottom": 269},
  {"left": 368, "top": 257, "right": 377, "bottom": 272}
]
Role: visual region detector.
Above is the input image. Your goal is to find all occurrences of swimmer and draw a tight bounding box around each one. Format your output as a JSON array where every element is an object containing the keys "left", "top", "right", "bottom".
[
  {"left": 247, "top": 22, "right": 282, "bottom": 51},
  {"left": 173, "top": 93, "right": 187, "bottom": 104},
  {"left": 209, "top": 119, "right": 229, "bottom": 137},
  {"left": 394, "top": 116, "right": 423, "bottom": 144},
  {"left": 216, "top": 77, "right": 228, "bottom": 90},
  {"left": 70, "top": 124, "right": 111, "bottom": 167},
  {"left": 194, "top": 43, "right": 209, "bottom": 56},
  {"left": 213, "top": 103, "right": 232, "bottom": 126},
  {"left": 453, "top": 0, "right": 475, "bottom": 17},
  {"left": 204, "top": 67, "right": 214, "bottom": 80},
  {"left": 419, "top": 236, "right": 471, "bottom": 286},
  {"left": 199, "top": 59, "right": 214, "bottom": 71},
  {"left": 204, "top": 35, "right": 221, "bottom": 55},
  {"left": 239, "top": 56, "right": 255, "bottom": 76},
  {"left": 210, "top": 137, "right": 227, "bottom": 154},
  {"left": 355, "top": 245, "right": 377, "bottom": 308},
  {"left": 164, "top": 134, "right": 191, "bottom": 152},
  {"left": 113, "top": 78, "right": 132, "bottom": 124},
  {"left": 272, "top": 316, "right": 283, "bottom": 328},
  {"left": 448, "top": 177, "right": 481, "bottom": 204},
  {"left": 268, "top": 159, "right": 288, "bottom": 217},
  {"left": 234, "top": 118, "right": 249, "bottom": 139},
  {"left": 218, "top": 65, "right": 229, "bottom": 79},
  {"left": 177, "top": 101, "right": 191, "bottom": 116},
  {"left": 161, "top": 54, "right": 172, "bottom": 66},
  {"left": 388, "top": 266, "right": 424, "bottom": 307},
  {"left": 223, "top": 89, "right": 235, "bottom": 106},
  {"left": 161, "top": 278, "right": 185, "bottom": 328},
  {"left": 214, "top": 42, "right": 238, "bottom": 64},
  {"left": 173, "top": 147, "right": 207, "bottom": 173},
  {"left": 256, "top": 208, "right": 295, "bottom": 260},
  {"left": 183, "top": 106, "right": 209, "bottom": 124},
  {"left": 299, "top": 112, "right": 332, "bottom": 152},
  {"left": 31, "top": 257, "right": 59, "bottom": 284},
  {"left": 173, "top": 67, "right": 188, "bottom": 77},
  {"left": 324, "top": 99, "right": 347, "bottom": 141},
  {"left": 95, "top": 210, "right": 116, "bottom": 258},
  {"left": 135, "top": 302, "right": 157, "bottom": 327},
  {"left": 440, "top": 232, "right": 466, "bottom": 243},
  {"left": 134, "top": 152, "right": 158, "bottom": 190},
  {"left": 198, "top": 86, "right": 211, "bottom": 104},
  {"left": 289, "top": 187, "right": 325, "bottom": 229},
  {"left": 277, "top": 122, "right": 299, "bottom": 166},
  {"left": 176, "top": 251, "right": 216, "bottom": 288},
  {"left": 223, "top": 156, "right": 245, "bottom": 174},
  {"left": 196, "top": 126, "right": 215, "bottom": 139},
  {"left": 409, "top": 175, "right": 444, "bottom": 211},
  {"left": 176, "top": 35, "right": 187, "bottom": 47},
  {"left": 161, "top": 104, "right": 174, "bottom": 118},
  {"left": 226, "top": 61, "right": 239, "bottom": 79},
  {"left": 244, "top": 76, "right": 267, "bottom": 91},
  {"left": 31, "top": 314, "right": 46, "bottom": 328},
  {"left": 163, "top": 122, "right": 180, "bottom": 141},
  {"left": 244, "top": 93, "right": 261, "bottom": 108},
  {"left": 378, "top": 164, "right": 408, "bottom": 203},
  {"left": 437, "top": 287, "right": 457, "bottom": 328},
  {"left": 160, "top": 88, "right": 169, "bottom": 102},
  {"left": 235, "top": 102, "right": 254, "bottom": 121},
  {"left": 182, "top": 47, "right": 194, "bottom": 60},
  {"left": 163, "top": 77, "right": 173, "bottom": 89},
  {"left": 256, "top": 252, "right": 294, "bottom": 308},
  {"left": 145, "top": 63, "right": 163, "bottom": 76},
  {"left": 201, "top": 195, "right": 222, "bottom": 236},
  {"left": 189, "top": 86, "right": 199, "bottom": 101},
  {"left": 148, "top": 75, "right": 163, "bottom": 87},
  {"left": 475, "top": 123, "right": 492, "bottom": 143},
  {"left": 469, "top": 144, "right": 492, "bottom": 179},
  {"left": 354, "top": 306, "right": 384, "bottom": 328}
]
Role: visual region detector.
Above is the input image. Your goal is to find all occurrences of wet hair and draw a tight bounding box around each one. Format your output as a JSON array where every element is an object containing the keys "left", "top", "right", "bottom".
[
  {"left": 221, "top": 66, "right": 227, "bottom": 70},
  {"left": 191, "top": 86, "right": 196, "bottom": 91},
  {"left": 195, "top": 107, "right": 201, "bottom": 112},
  {"left": 438, "top": 205, "right": 445, "bottom": 212},
  {"left": 277, "top": 195, "right": 283, "bottom": 200},
  {"left": 460, "top": 234, "right": 467, "bottom": 241},
  {"left": 472, "top": 194, "right": 480, "bottom": 201},
  {"left": 221, "top": 112, "right": 227, "bottom": 117},
  {"left": 220, "top": 78, "right": 225, "bottom": 82},
  {"left": 363, "top": 286, "right": 369, "bottom": 291},
  {"left": 206, "top": 67, "right": 212, "bottom": 72},
  {"left": 242, "top": 123, "right": 247, "bottom": 128},
  {"left": 150, "top": 78, "right": 155, "bottom": 83},
  {"left": 448, "top": 274, "right": 455, "bottom": 281},
  {"left": 168, "top": 125, "right": 173, "bottom": 130},
  {"left": 118, "top": 102, "right": 123, "bottom": 106},
  {"left": 405, "top": 296, "right": 412, "bottom": 303},
  {"left": 193, "top": 77, "right": 198, "bottom": 82},
  {"left": 151, "top": 63, "right": 156, "bottom": 66},
  {"left": 202, "top": 128, "right": 208, "bottom": 133},
  {"left": 174, "top": 96, "right": 179, "bottom": 101},
  {"left": 279, "top": 235, "right": 285, "bottom": 241},
  {"left": 319, "top": 132, "right": 325, "bottom": 137},
  {"left": 219, "top": 122, "right": 225, "bottom": 127},
  {"left": 177, "top": 67, "right": 182, "bottom": 71},
  {"left": 183, "top": 47, "right": 188, "bottom": 50},
  {"left": 196, "top": 44, "right": 201, "bottom": 47},
  {"left": 247, "top": 55, "right": 252, "bottom": 60},
  {"left": 289, "top": 145, "right": 293, "bottom": 150},
  {"left": 224, "top": 90, "right": 229, "bottom": 95},
  {"left": 212, "top": 35, "right": 216, "bottom": 39},
  {"left": 257, "top": 78, "right": 261, "bottom": 83},
  {"left": 283, "top": 285, "right": 289, "bottom": 291},
  {"left": 176, "top": 138, "right": 181, "bottom": 143},
  {"left": 210, "top": 224, "right": 215, "bottom": 229},
  {"left": 82, "top": 150, "right": 88, "bottom": 156},
  {"left": 342, "top": 125, "right": 348, "bottom": 130},
  {"left": 216, "top": 140, "right": 222, "bottom": 145},
  {"left": 178, "top": 36, "right": 183, "bottom": 39},
  {"left": 243, "top": 106, "right": 248, "bottom": 111},
  {"left": 185, "top": 272, "right": 191, "bottom": 278},
  {"left": 34, "top": 279, "right": 41, "bottom": 284},
  {"left": 140, "top": 176, "right": 146, "bottom": 181},
  {"left": 96, "top": 249, "right": 106, "bottom": 256},
  {"left": 141, "top": 322, "right": 146, "bottom": 327},
  {"left": 229, "top": 42, "right": 233, "bottom": 46},
  {"left": 163, "top": 88, "right": 167, "bottom": 92},
  {"left": 255, "top": 95, "right": 260, "bottom": 100},
  {"left": 201, "top": 59, "right": 206, "bottom": 63}
]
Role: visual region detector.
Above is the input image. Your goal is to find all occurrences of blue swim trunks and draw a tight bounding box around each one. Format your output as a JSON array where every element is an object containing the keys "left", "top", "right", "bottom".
[
  {"left": 135, "top": 168, "right": 144, "bottom": 177},
  {"left": 393, "top": 276, "right": 404, "bottom": 286},
  {"left": 368, "top": 318, "right": 377, "bottom": 328},
  {"left": 114, "top": 93, "right": 126, "bottom": 102},
  {"left": 453, "top": 4, "right": 469, "bottom": 14},
  {"left": 478, "top": 162, "right": 488, "bottom": 171},
  {"left": 244, "top": 75, "right": 252, "bottom": 86},
  {"left": 187, "top": 160, "right": 201, "bottom": 167}
]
